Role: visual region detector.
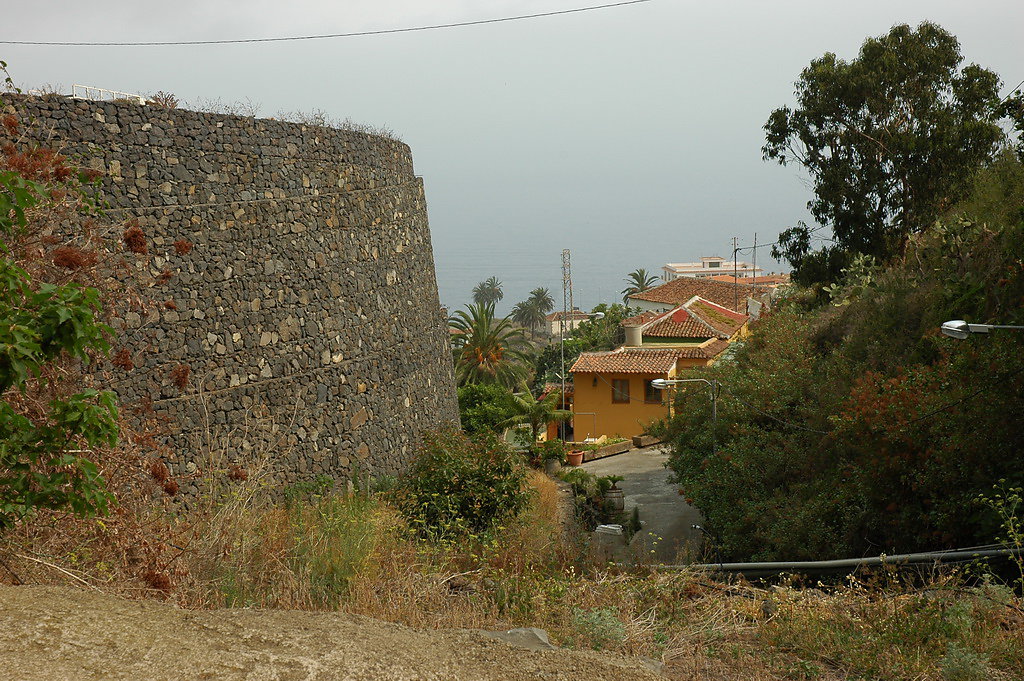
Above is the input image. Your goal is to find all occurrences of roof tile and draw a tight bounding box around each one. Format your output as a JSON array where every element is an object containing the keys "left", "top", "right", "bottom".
[{"left": 629, "top": 277, "right": 767, "bottom": 311}]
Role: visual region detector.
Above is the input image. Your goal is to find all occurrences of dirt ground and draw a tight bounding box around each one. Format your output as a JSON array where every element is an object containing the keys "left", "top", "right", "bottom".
[{"left": 0, "top": 585, "right": 664, "bottom": 681}]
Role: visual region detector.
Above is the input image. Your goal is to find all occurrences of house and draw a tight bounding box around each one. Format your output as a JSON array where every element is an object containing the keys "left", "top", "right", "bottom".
[
  {"left": 708, "top": 273, "right": 791, "bottom": 288},
  {"left": 569, "top": 296, "right": 747, "bottom": 439},
  {"left": 662, "top": 256, "right": 762, "bottom": 281},
  {"left": 545, "top": 309, "right": 593, "bottom": 337},
  {"left": 626, "top": 275, "right": 771, "bottom": 317}
]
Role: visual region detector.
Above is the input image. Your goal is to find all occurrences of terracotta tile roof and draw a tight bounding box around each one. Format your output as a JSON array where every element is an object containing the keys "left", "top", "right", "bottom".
[
  {"left": 621, "top": 310, "right": 667, "bottom": 326},
  {"left": 538, "top": 382, "right": 574, "bottom": 400},
  {"left": 676, "top": 339, "right": 730, "bottom": 359},
  {"left": 623, "top": 298, "right": 749, "bottom": 340},
  {"left": 709, "top": 274, "right": 791, "bottom": 286},
  {"left": 571, "top": 348, "right": 681, "bottom": 374},
  {"left": 687, "top": 299, "right": 747, "bottom": 337},
  {"left": 571, "top": 339, "right": 734, "bottom": 374},
  {"left": 628, "top": 277, "right": 768, "bottom": 312}
]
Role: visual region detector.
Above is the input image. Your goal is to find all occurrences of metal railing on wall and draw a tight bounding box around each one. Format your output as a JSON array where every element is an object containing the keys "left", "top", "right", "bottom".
[{"left": 71, "top": 84, "right": 148, "bottom": 104}]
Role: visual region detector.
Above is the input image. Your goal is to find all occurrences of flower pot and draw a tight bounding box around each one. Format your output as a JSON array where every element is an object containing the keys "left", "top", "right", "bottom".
[
  {"left": 604, "top": 487, "right": 625, "bottom": 513},
  {"left": 566, "top": 450, "right": 584, "bottom": 466},
  {"left": 543, "top": 459, "right": 562, "bottom": 476}
]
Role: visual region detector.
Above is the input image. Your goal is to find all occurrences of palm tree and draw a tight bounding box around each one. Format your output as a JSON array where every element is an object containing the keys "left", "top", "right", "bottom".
[
  {"left": 510, "top": 298, "right": 548, "bottom": 338},
  {"left": 528, "top": 287, "right": 555, "bottom": 315},
  {"left": 449, "top": 302, "right": 532, "bottom": 387},
  {"left": 499, "top": 391, "right": 572, "bottom": 445},
  {"left": 472, "top": 277, "right": 504, "bottom": 306},
  {"left": 621, "top": 268, "right": 659, "bottom": 303}
]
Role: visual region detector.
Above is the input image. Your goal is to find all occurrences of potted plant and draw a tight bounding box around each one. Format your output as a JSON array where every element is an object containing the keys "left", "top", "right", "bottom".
[
  {"left": 601, "top": 475, "right": 625, "bottom": 513},
  {"left": 566, "top": 449, "right": 584, "bottom": 466},
  {"left": 540, "top": 439, "right": 567, "bottom": 475}
]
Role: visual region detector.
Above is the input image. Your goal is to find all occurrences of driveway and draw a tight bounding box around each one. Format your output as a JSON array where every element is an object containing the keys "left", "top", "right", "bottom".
[{"left": 582, "top": 446, "right": 704, "bottom": 564}]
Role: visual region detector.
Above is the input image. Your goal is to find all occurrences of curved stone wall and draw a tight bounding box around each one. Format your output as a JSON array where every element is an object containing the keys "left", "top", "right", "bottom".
[{"left": 13, "top": 95, "right": 458, "bottom": 489}]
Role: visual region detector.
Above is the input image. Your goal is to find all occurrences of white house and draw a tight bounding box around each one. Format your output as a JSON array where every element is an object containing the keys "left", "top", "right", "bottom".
[{"left": 662, "top": 256, "right": 762, "bottom": 281}]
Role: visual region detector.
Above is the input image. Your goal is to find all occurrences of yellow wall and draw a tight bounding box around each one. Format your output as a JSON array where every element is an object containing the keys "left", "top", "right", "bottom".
[{"left": 571, "top": 372, "right": 671, "bottom": 439}]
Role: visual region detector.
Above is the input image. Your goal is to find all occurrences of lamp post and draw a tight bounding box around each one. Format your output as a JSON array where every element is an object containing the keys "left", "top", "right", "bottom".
[
  {"left": 651, "top": 377, "right": 720, "bottom": 455},
  {"left": 940, "top": 319, "right": 1024, "bottom": 339}
]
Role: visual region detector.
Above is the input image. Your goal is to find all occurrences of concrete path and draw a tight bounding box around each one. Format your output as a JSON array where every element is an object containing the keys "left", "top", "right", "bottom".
[{"left": 582, "top": 446, "right": 704, "bottom": 564}]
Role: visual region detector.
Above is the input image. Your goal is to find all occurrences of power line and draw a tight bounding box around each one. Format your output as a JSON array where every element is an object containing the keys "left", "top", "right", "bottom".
[
  {"left": 1001, "top": 77, "right": 1024, "bottom": 103},
  {"left": 0, "top": 0, "right": 656, "bottom": 47}
]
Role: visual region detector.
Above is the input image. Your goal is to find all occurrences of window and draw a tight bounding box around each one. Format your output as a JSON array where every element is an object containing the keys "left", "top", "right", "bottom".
[
  {"left": 708, "top": 261, "right": 720, "bottom": 268},
  {"left": 611, "top": 379, "right": 630, "bottom": 403},
  {"left": 644, "top": 379, "right": 663, "bottom": 404}
]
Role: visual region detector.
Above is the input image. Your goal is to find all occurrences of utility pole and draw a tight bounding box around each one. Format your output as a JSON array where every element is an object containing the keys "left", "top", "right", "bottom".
[
  {"left": 732, "top": 236, "right": 739, "bottom": 311},
  {"left": 751, "top": 232, "right": 757, "bottom": 300},
  {"left": 560, "top": 249, "right": 572, "bottom": 426}
]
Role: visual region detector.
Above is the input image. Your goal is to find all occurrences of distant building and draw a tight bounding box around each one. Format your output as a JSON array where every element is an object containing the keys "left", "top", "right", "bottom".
[
  {"left": 662, "top": 256, "right": 762, "bottom": 281},
  {"left": 545, "top": 310, "right": 593, "bottom": 337}
]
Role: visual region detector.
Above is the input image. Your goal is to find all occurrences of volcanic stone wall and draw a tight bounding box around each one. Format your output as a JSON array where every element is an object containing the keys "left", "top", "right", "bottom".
[{"left": 14, "top": 95, "right": 458, "bottom": 491}]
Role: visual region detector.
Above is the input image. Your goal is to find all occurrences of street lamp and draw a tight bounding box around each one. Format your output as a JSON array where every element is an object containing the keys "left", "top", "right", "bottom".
[
  {"left": 940, "top": 319, "right": 1024, "bottom": 340},
  {"left": 650, "top": 377, "right": 720, "bottom": 455}
]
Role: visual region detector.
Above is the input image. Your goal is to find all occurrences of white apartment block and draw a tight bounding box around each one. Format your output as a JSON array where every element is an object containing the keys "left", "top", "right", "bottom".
[{"left": 662, "top": 256, "right": 763, "bottom": 281}]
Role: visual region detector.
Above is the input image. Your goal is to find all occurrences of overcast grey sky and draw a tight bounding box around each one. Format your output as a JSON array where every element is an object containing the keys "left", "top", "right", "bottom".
[{"left": 4, "top": 0, "right": 1022, "bottom": 312}]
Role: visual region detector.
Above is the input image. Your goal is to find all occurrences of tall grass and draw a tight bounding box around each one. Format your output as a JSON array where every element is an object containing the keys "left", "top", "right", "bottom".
[{"left": 3, "top": 464, "right": 1022, "bottom": 680}]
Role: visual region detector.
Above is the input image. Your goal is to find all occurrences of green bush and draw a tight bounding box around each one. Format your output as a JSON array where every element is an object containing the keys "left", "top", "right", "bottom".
[
  {"left": 396, "top": 427, "right": 531, "bottom": 541},
  {"left": 456, "top": 383, "right": 514, "bottom": 435}
]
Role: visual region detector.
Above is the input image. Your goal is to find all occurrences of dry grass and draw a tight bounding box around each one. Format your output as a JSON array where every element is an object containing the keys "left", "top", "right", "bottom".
[{"left": 2, "top": 462, "right": 1022, "bottom": 680}]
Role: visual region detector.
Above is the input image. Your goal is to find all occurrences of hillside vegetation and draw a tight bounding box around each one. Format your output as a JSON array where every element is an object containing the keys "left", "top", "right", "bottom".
[{"left": 663, "top": 152, "right": 1024, "bottom": 562}]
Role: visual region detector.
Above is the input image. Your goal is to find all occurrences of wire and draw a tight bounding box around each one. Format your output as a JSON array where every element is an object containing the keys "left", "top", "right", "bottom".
[
  {"left": 717, "top": 383, "right": 833, "bottom": 434},
  {"left": 1001, "top": 77, "right": 1024, "bottom": 103},
  {"left": 0, "top": 0, "right": 656, "bottom": 47},
  {"left": 902, "top": 364, "right": 1024, "bottom": 428}
]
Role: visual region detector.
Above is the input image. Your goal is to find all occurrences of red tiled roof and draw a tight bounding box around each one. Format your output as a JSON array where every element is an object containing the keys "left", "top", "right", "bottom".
[
  {"left": 709, "top": 274, "right": 790, "bottom": 286},
  {"left": 571, "top": 340, "right": 732, "bottom": 373},
  {"left": 629, "top": 277, "right": 767, "bottom": 312},
  {"left": 676, "top": 339, "right": 730, "bottom": 359},
  {"left": 623, "top": 297, "right": 748, "bottom": 340},
  {"left": 538, "top": 382, "right": 574, "bottom": 400},
  {"left": 644, "top": 315, "right": 718, "bottom": 338},
  {"left": 571, "top": 348, "right": 681, "bottom": 374},
  {"left": 687, "top": 299, "right": 746, "bottom": 337},
  {"left": 621, "top": 310, "right": 667, "bottom": 326}
]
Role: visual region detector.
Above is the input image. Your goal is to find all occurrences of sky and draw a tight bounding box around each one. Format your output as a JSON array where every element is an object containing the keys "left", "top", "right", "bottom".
[{"left": 3, "top": 0, "right": 1022, "bottom": 314}]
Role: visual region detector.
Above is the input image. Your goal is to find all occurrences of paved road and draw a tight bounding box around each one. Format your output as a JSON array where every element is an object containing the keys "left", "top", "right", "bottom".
[{"left": 582, "top": 446, "right": 705, "bottom": 564}]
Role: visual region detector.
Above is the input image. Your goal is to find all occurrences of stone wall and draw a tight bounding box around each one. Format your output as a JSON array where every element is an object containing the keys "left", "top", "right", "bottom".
[{"left": 12, "top": 95, "right": 458, "bottom": 490}]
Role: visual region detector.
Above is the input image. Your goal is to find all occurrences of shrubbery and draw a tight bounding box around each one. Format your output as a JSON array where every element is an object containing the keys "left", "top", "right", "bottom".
[
  {"left": 666, "top": 154, "right": 1024, "bottom": 561},
  {"left": 395, "top": 426, "right": 531, "bottom": 541}
]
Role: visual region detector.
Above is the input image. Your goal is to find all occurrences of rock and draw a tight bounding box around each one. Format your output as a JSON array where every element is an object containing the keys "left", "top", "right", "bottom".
[{"left": 480, "top": 627, "right": 557, "bottom": 652}]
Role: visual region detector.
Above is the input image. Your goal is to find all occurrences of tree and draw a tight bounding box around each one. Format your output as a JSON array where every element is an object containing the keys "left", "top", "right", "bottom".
[
  {"left": 1, "top": 127, "right": 118, "bottom": 528},
  {"left": 528, "top": 287, "right": 554, "bottom": 316},
  {"left": 499, "top": 391, "right": 572, "bottom": 445},
  {"left": 449, "top": 302, "right": 532, "bottom": 388},
  {"left": 621, "top": 268, "right": 658, "bottom": 303},
  {"left": 457, "top": 384, "right": 516, "bottom": 435},
  {"left": 471, "top": 276, "right": 504, "bottom": 306},
  {"left": 764, "top": 22, "right": 1007, "bottom": 282},
  {"left": 510, "top": 300, "right": 543, "bottom": 338}
]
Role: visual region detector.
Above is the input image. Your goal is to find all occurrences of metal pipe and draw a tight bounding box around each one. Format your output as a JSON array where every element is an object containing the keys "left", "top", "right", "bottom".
[{"left": 657, "top": 546, "right": 1022, "bottom": 577}]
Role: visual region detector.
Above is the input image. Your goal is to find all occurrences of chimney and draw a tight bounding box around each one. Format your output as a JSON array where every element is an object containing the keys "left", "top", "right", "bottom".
[{"left": 624, "top": 325, "right": 642, "bottom": 347}]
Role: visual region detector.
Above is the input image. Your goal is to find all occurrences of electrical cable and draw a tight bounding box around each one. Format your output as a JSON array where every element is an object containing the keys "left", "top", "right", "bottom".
[
  {"left": 1000, "top": 77, "right": 1024, "bottom": 102},
  {"left": 0, "top": 0, "right": 656, "bottom": 47}
]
